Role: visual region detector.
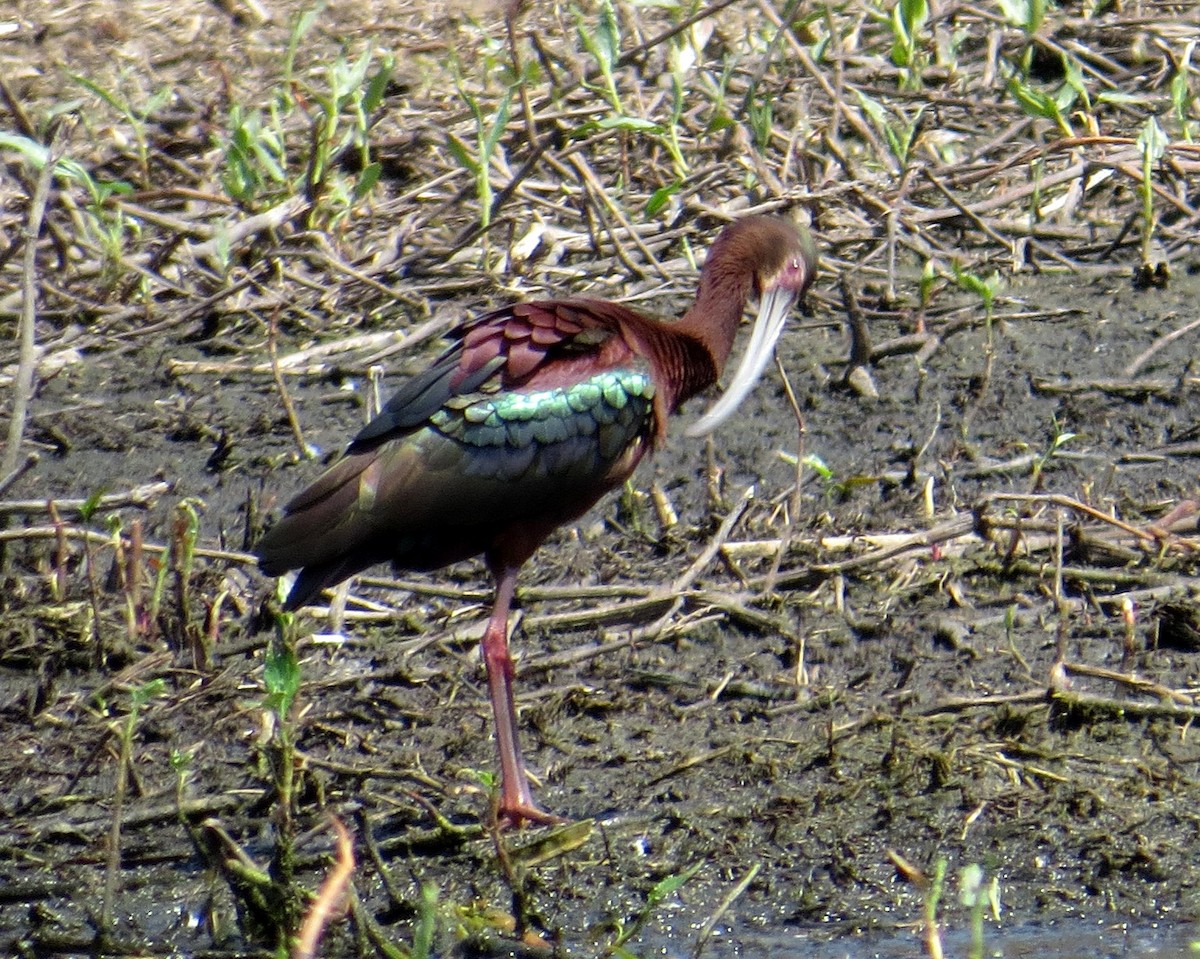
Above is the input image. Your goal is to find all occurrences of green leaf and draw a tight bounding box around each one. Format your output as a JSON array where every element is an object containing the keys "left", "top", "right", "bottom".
[
  {"left": 899, "top": 0, "right": 928, "bottom": 35},
  {"left": 996, "top": 0, "right": 1025, "bottom": 28},
  {"left": 132, "top": 678, "right": 166, "bottom": 709},
  {"left": 595, "top": 0, "right": 621, "bottom": 72},
  {"left": 854, "top": 90, "right": 887, "bottom": 127},
  {"left": 645, "top": 180, "right": 682, "bottom": 217},
  {"left": 354, "top": 161, "right": 382, "bottom": 200},
  {"left": 248, "top": 135, "right": 287, "bottom": 184},
  {"left": 646, "top": 862, "right": 702, "bottom": 906},
  {"left": 145, "top": 85, "right": 174, "bottom": 115},
  {"left": 363, "top": 57, "right": 394, "bottom": 114},
  {"left": 482, "top": 88, "right": 513, "bottom": 159},
  {"left": 802, "top": 453, "right": 833, "bottom": 481},
  {"left": 1028, "top": 0, "right": 1047, "bottom": 33},
  {"left": 264, "top": 640, "right": 301, "bottom": 719},
  {"left": 594, "top": 114, "right": 660, "bottom": 132},
  {"left": 997, "top": 0, "right": 1043, "bottom": 32},
  {"left": 919, "top": 259, "right": 937, "bottom": 306},
  {"left": 1061, "top": 55, "right": 1090, "bottom": 113},
  {"left": 69, "top": 73, "right": 128, "bottom": 115},
  {"left": 1006, "top": 75, "right": 1073, "bottom": 134},
  {"left": 1137, "top": 115, "right": 1167, "bottom": 165},
  {"left": 78, "top": 488, "right": 107, "bottom": 523},
  {"left": 569, "top": 115, "right": 663, "bottom": 139},
  {"left": 444, "top": 132, "right": 477, "bottom": 174},
  {"left": 891, "top": 0, "right": 928, "bottom": 66},
  {"left": 1096, "top": 90, "right": 1152, "bottom": 106},
  {"left": 952, "top": 263, "right": 998, "bottom": 311},
  {"left": 1007, "top": 76, "right": 1056, "bottom": 119},
  {"left": 706, "top": 113, "right": 735, "bottom": 134},
  {"left": 284, "top": 5, "right": 321, "bottom": 82}
]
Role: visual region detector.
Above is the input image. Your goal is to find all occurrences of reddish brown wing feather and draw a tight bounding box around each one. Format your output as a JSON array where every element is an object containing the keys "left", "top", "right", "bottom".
[
  {"left": 256, "top": 299, "right": 659, "bottom": 609},
  {"left": 454, "top": 299, "right": 632, "bottom": 391}
]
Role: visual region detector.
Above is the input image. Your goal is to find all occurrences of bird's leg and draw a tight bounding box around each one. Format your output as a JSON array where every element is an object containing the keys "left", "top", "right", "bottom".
[{"left": 481, "top": 565, "right": 564, "bottom": 828}]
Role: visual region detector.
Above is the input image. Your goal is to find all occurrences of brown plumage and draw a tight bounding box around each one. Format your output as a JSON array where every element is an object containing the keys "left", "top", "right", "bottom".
[{"left": 257, "top": 214, "right": 817, "bottom": 825}]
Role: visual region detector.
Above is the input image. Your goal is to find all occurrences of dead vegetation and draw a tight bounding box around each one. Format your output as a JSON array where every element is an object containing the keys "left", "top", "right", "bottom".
[{"left": 4, "top": 0, "right": 1200, "bottom": 956}]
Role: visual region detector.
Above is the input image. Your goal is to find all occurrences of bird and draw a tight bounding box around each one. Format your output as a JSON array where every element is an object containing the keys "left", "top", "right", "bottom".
[{"left": 256, "top": 214, "right": 817, "bottom": 827}]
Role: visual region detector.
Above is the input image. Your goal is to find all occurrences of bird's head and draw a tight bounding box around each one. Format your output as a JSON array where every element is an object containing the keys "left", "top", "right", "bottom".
[{"left": 687, "top": 215, "right": 817, "bottom": 436}]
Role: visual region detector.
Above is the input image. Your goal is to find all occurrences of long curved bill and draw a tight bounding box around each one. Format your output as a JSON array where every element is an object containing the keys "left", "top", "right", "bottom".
[{"left": 685, "top": 285, "right": 799, "bottom": 437}]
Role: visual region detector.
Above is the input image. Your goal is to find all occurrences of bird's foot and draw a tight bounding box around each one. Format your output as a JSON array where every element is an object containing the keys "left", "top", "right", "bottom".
[{"left": 496, "top": 800, "right": 569, "bottom": 831}]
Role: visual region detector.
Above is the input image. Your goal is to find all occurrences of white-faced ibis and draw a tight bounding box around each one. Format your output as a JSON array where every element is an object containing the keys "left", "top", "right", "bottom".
[{"left": 257, "top": 214, "right": 817, "bottom": 826}]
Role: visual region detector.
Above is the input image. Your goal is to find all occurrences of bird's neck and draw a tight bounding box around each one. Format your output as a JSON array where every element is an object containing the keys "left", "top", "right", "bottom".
[{"left": 672, "top": 265, "right": 755, "bottom": 401}]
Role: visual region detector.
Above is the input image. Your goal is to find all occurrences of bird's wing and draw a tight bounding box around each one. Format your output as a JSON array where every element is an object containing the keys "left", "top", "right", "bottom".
[
  {"left": 345, "top": 299, "right": 640, "bottom": 452},
  {"left": 257, "top": 300, "right": 658, "bottom": 601}
]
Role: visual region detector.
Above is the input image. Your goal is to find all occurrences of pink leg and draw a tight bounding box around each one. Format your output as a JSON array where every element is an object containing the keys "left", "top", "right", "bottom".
[{"left": 480, "top": 565, "right": 564, "bottom": 828}]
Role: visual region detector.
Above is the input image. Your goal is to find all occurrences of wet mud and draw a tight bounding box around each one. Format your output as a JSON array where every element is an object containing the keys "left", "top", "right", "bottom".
[
  {"left": 5, "top": 266, "right": 1200, "bottom": 956},
  {"left": 4, "top": 1, "right": 1200, "bottom": 956}
]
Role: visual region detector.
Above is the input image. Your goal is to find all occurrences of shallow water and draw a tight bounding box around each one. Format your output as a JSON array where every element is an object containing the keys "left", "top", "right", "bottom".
[
  {"left": 638, "top": 916, "right": 1200, "bottom": 959},
  {"left": 644, "top": 919, "right": 1199, "bottom": 958}
]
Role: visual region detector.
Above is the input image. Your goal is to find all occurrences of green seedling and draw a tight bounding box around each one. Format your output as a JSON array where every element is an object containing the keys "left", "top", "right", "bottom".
[
  {"left": 303, "top": 46, "right": 392, "bottom": 217},
  {"left": 104, "top": 679, "right": 167, "bottom": 929},
  {"left": 951, "top": 263, "right": 998, "bottom": 316},
  {"left": 178, "top": 608, "right": 304, "bottom": 951},
  {"left": 169, "top": 744, "right": 196, "bottom": 806},
  {"left": 644, "top": 180, "right": 682, "bottom": 217},
  {"left": 69, "top": 73, "right": 172, "bottom": 186},
  {"left": 890, "top": 0, "right": 930, "bottom": 90},
  {"left": 55, "top": 158, "right": 140, "bottom": 287},
  {"left": 663, "top": 22, "right": 707, "bottom": 177},
  {"left": 175, "top": 501, "right": 202, "bottom": 661},
  {"left": 1061, "top": 55, "right": 1093, "bottom": 120},
  {"left": 616, "top": 479, "right": 647, "bottom": 537},
  {"left": 748, "top": 86, "right": 774, "bottom": 150},
  {"left": 262, "top": 612, "right": 304, "bottom": 937},
  {"left": 1006, "top": 67, "right": 1076, "bottom": 137},
  {"left": 105, "top": 514, "right": 145, "bottom": 644},
  {"left": 577, "top": 0, "right": 623, "bottom": 113},
  {"left": 1136, "top": 115, "right": 1167, "bottom": 266},
  {"left": 922, "top": 858, "right": 947, "bottom": 958},
  {"left": 283, "top": 4, "right": 322, "bottom": 93},
  {"left": 3, "top": 134, "right": 138, "bottom": 288},
  {"left": 570, "top": 0, "right": 687, "bottom": 194},
  {"left": 1171, "top": 41, "right": 1196, "bottom": 142},
  {"left": 952, "top": 263, "right": 1000, "bottom": 414},
  {"left": 777, "top": 452, "right": 874, "bottom": 502},
  {"left": 219, "top": 5, "right": 311, "bottom": 207},
  {"left": 802, "top": 452, "right": 835, "bottom": 486},
  {"left": 217, "top": 6, "right": 390, "bottom": 223},
  {"left": 9, "top": 76, "right": 164, "bottom": 286},
  {"left": 998, "top": 0, "right": 1048, "bottom": 35},
  {"left": 221, "top": 103, "right": 289, "bottom": 207},
  {"left": 959, "top": 864, "right": 1001, "bottom": 959},
  {"left": 701, "top": 58, "right": 736, "bottom": 136},
  {"left": 447, "top": 75, "right": 514, "bottom": 231},
  {"left": 855, "top": 92, "right": 925, "bottom": 172},
  {"left": 998, "top": 0, "right": 1048, "bottom": 76},
  {"left": 264, "top": 617, "right": 302, "bottom": 726},
  {"left": 412, "top": 882, "right": 438, "bottom": 959},
  {"left": 662, "top": 68, "right": 689, "bottom": 180},
  {"left": 918, "top": 260, "right": 937, "bottom": 310},
  {"left": 604, "top": 862, "right": 702, "bottom": 958},
  {"left": 952, "top": 263, "right": 998, "bottom": 340},
  {"left": 1029, "top": 417, "right": 1077, "bottom": 491}
]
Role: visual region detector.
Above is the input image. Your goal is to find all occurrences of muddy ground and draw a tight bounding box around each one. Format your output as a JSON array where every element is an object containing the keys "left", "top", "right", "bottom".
[{"left": 4, "top": 1, "right": 1200, "bottom": 957}]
